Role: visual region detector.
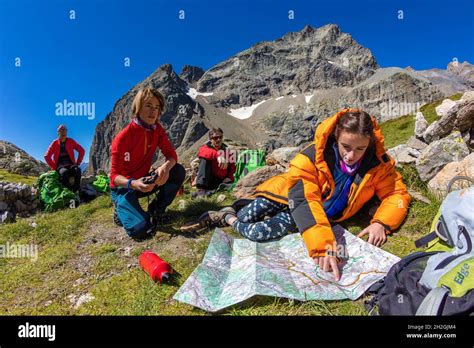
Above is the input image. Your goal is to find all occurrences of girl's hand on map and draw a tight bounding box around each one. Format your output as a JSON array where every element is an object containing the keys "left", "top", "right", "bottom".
[
  {"left": 357, "top": 222, "right": 387, "bottom": 247},
  {"left": 313, "top": 255, "right": 341, "bottom": 281}
]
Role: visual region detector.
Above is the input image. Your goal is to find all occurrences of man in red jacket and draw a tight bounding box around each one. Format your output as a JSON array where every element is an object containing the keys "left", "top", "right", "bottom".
[
  {"left": 194, "top": 128, "right": 236, "bottom": 197},
  {"left": 44, "top": 124, "right": 85, "bottom": 192},
  {"left": 110, "top": 87, "right": 185, "bottom": 240}
]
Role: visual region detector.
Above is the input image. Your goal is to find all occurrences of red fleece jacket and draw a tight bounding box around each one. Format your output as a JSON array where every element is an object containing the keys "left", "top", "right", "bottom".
[
  {"left": 197, "top": 141, "right": 236, "bottom": 181},
  {"left": 44, "top": 138, "right": 85, "bottom": 170},
  {"left": 110, "top": 120, "right": 177, "bottom": 188}
]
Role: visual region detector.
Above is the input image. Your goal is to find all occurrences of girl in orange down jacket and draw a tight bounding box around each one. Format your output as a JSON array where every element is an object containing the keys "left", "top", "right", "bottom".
[{"left": 182, "top": 109, "right": 410, "bottom": 281}]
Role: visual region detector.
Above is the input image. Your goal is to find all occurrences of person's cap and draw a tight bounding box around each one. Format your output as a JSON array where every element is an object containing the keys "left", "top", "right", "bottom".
[{"left": 57, "top": 124, "right": 67, "bottom": 132}]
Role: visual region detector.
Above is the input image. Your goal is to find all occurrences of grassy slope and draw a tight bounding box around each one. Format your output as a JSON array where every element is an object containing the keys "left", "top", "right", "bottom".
[
  {"left": 2, "top": 95, "right": 460, "bottom": 316},
  {"left": 380, "top": 93, "right": 462, "bottom": 149},
  {"left": 0, "top": 169, "right": 38, "bottom": 186}
]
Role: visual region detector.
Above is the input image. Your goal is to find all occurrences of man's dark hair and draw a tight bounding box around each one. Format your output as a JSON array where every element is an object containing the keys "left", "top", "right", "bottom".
[{"left": 209, "top": 127, "right": 224, "bottom": 139}]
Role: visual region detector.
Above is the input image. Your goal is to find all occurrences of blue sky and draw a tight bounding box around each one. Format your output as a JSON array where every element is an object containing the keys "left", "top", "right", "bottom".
[{"left": 1, "top": 0, "right": 473, "bottom": 162}]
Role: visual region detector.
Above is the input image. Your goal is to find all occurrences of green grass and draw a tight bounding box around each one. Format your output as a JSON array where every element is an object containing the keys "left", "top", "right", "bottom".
[
  {"left": 0, "top": 168, "right": 38, "bottom": 186},
  {"left": 380, "top": 93, "right": 463, "bottom": 149},
  {"left": 0, "top": 165, "right": 441, "bottom": 316}
]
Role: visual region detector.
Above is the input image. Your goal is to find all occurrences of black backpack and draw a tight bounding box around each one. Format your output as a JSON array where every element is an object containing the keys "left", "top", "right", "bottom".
[{"left": 365, "top": 251, "right": 474, "bottom": 315}]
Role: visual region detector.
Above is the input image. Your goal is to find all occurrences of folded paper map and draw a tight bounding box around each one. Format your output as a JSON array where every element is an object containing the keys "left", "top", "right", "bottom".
[{"left": 173, "top": 225, "right": 400, "bottom": 312}]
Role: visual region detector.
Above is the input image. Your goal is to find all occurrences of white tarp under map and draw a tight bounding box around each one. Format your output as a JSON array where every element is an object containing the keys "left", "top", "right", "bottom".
[{"left": 173, "top": 225, "right": 400, "bottom": 312}]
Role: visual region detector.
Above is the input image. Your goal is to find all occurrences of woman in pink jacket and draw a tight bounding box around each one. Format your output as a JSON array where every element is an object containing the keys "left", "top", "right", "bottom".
[{"left": 44, "top": 124, "right": 85, "bottom": 192}]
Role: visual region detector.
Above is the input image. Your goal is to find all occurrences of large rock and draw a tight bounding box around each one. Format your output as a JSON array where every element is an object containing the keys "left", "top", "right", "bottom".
[
  {"left": 266, "top": 147, "right": 299, "bottom": 168},
  {"left": 428, "top": 153, "right": 474, "bottom": 198},
  {"left": 416, "top": 132, "right": 470, "bottom": 181},
  {"left": 406, "top": 136, "right": 428, "bottom": 151},
  {"left": 461, "top": 90, "right": 474, "bottom": 101},
  {"left": 423, "top": 96, "right": 474, "bottom": 143},
  {"left": 435, "top": 98, "right": 456, "bottom": 118},
  {"left": 414, "top": 112, "right": 429, "bottom": 138},
  {"left": 387, "top": 144, "right": 420, "bottom": 166},
  {"left": 232, "top": 165, "right": 285, "bottom": 199}
]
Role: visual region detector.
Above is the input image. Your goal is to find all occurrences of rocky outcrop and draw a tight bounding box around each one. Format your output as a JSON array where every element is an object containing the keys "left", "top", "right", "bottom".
[
  {"left": 423, "top": 92, "right": 474, "bottom": 143},
  {"left": 232, "top": 165, "right": 286, "bottom": 199},
  {"left": 435, "top": 99, "right": 456, "bottom": 118},
  {"left": 179, "top": 65, "right": 205, "bottom": 85},
  {"left": 406, "top": 136, "right": 428, "bottom": 151},
  {"left": 0, "top": 141, "right": 48, "bottom": 176},
  {"left": 414, "top": 112, "right": 429, "bottom": 139},
  {"left": 0, "top": 182, "right": 41, "bottom": 223},
  {"left": 416, "top": 131, "right": 470, "bottom": 182},
  {"left": 428, "top": 153, "right": 474, "bottom": 198},
  {"left": 266, "top": 147, "right": 299, "bottom": 168}
]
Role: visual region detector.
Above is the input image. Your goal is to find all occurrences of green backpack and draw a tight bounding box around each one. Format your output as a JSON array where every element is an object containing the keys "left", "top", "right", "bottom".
[
  {"left": 231, "top": 149, "right": 266, "bottom": 188},
  {"left": 92, "top": 174, "right": 110, "bottom": 193},
  {"left": 37, "top": 171, "right": 79, "bottom": 212}
]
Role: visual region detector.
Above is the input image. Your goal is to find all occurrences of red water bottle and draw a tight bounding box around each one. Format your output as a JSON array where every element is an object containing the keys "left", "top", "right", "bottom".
[{"left": 139, "top": 250, "right": 172, "bottom": 283}]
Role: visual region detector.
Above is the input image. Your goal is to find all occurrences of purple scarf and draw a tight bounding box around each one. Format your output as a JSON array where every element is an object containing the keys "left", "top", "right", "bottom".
[{"left": 339, "top": 157, "right": 363, "bottom": 175}]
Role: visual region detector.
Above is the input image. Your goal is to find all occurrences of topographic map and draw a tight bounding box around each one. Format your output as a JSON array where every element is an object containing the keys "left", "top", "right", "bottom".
[{"left": 173, "top": 225, "right": 400, "bottom": 312}]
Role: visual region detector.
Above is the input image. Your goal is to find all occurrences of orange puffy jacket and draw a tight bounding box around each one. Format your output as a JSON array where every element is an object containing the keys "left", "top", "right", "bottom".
[{"left": 253, "top": 109, "right": 411, "bottom": 258}]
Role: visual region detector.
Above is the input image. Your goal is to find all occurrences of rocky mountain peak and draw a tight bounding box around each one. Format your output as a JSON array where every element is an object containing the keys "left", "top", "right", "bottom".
[
  {"left": 179, "top": 65, "right": 205, "bottom": 85},
  {"left": 196, "top": 24, "right": 378, "bottom": 107}
]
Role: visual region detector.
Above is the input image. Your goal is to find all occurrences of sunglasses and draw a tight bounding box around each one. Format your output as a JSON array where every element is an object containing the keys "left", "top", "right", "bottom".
[{"left": 211, "top": 135, "right": 223, "bottom": 140}]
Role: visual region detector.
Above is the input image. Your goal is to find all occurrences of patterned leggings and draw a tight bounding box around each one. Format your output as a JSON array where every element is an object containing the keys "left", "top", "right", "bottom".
[{"left": 233, "top": 197, "right": 297, "bottom": 242}]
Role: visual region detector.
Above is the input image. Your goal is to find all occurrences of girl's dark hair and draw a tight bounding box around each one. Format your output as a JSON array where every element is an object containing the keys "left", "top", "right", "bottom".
[{"left": 334, "top": 111, "right": 376, "bottom": 145}]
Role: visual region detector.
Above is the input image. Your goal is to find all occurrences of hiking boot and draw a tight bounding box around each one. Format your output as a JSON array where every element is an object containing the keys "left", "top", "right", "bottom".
[
  {"left": 180, "top": 207, "right": 236, "bottom": 233},
  {"left": 113, "top": 209, "right": 123, "bottom": 227}
]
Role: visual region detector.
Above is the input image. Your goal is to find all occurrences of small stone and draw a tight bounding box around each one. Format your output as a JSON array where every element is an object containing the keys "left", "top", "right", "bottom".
[
  {"left": 178, "top": 200, "right": 186, "bottom": 210},
  {"left": 216, "top": 194, "right": 226, "bottom": 203},
  {"left": 0, "top": 210, "right": 15, "bottom": 223},
  {"left": 407, "top": 189, "right": 431, "bottom": 204},
  {"left": 74, "top": 293, "right": 95, "bottom": 309}
]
